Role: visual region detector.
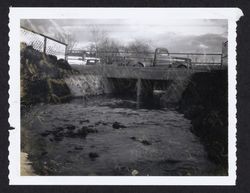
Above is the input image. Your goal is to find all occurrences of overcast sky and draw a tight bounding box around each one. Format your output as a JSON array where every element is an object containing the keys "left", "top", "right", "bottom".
[{"left": 21, "top": 19, "right": 227, "bottom": 53}]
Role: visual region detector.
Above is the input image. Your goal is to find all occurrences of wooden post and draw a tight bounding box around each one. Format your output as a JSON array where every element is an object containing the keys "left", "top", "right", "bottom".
[
  {"left": 220, "top": 53, "right": 223, "bottom": 68},
  {"left": 65, "top": 45, "right": 68, "bottom": 61},
  {"left": 136, "top": 78, "right": 142, "bottom": 108},
  {"left": 43, "top": 37, "right": 47, "bottom": 54}
]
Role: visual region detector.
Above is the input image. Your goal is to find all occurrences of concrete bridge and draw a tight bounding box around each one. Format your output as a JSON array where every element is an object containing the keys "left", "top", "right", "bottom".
[
  {"left": 73, "top": 65, "right": 223, "bottom": 107},
  {"left": 77, "top": 65, "right": 222, "bottom": 78},
  {"left": 77, "top": 65, "right": 207, "bottom": 79}
]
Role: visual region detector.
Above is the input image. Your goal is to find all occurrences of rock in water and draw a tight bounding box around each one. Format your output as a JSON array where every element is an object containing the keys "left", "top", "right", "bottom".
[
  {"left": 141, "top": 140, "right": 152, "bottom": 146},
  {"left": 86, "top": 128, "right": 98, "bottom": 133},
  {"left": 66, "top": 124, "right": 76, "bottom": 130},
  {"left": 76, "top": 127, "right": 88, "bottom": 137},
  {"left": 41, "top": 151, "right": 48, "bottom": 156},
  {"left": 112, "top": 122, "right": 126, "bottom": 129},
  {"left": 89, "top": 152, "right": 99, "bottom": 161},
  {"left": 40, "top": 131, "right": 51, "bottom": 137},
  {"left": 74, "top": 146, "right": 83, "bottom": 150},
  {"left": 79, "top": 119, "right": 90, "bottom": 124},
  {"left": 53, "top": 136, "right": 63, "bottom": 142},
  {"left": 131, "top": 169, "right": 139, "bottom": 176}
]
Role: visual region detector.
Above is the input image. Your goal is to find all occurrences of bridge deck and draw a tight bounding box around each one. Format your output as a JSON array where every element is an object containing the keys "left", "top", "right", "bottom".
[
  {"left": 104, "top": 66, "right": 194, "bottom": 80},
  {"left": 75, "top": 65, "right": 221, "bottom": 80}
]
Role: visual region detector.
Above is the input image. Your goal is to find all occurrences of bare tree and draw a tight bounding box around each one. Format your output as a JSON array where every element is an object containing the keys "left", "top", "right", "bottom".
[
  {"left": 89, "top": 25, "right": 108, "bottom": 53},
  {"left": 54, "top": 32, "right": 78, "bottom": 52},
  {"left": 89, "top": 25, "right": 121, "bottom": 64},
  {"left": 126, "top": 39, "right": 153, "bottom": 60},
  {"left": 89, "top": 26, "right": 154, "bottom": 65},
  {"left": 127, "top": 40, "right": 151, "bottom": 53}
]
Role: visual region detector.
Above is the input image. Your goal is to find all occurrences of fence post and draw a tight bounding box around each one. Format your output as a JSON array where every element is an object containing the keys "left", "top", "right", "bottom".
[
  {"left": 220, "top": 53, "right": 223, "bottom": 67},
  {"left": 43, "top": 37, "right": 47, "bottom": 54},
  {"left": 136, "top": 78, "right": 142, "bottom": 108},
  {"left": 65, "top": 45, "right": 68, "bottom": 61}
]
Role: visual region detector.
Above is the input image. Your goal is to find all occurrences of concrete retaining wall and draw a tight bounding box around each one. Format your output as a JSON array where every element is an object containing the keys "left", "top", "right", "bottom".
[
  {"left": 159, "top": 78, "right": 191, "bottom": 106},
  {"left": 65, "top": 75, "right": 111, "bottom": 97}
]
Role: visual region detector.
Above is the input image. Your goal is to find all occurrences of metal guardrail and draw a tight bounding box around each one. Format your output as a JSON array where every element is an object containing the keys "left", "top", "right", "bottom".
[
  {"left": 221, "top": 41, "right": 228, "bottom": 66},
  {"left": 67, "top": 50, "right": 224, "bottom": 66}
]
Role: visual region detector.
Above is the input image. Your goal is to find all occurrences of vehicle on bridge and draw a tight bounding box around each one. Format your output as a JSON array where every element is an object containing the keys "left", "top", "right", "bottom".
[
  {"left": 67, "top": 49, "right": 100, "bottom": 66},
  {"left": 113, "top": 48, "right": 192, "bottom": 69},
  {"left": 86, "top": 58, "right": 100, "bottom": 65}
]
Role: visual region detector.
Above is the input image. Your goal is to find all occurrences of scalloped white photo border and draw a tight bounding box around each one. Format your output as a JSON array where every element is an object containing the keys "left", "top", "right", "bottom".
[{"left": 8, "top": 7, "right": 243, "bottom": 185}]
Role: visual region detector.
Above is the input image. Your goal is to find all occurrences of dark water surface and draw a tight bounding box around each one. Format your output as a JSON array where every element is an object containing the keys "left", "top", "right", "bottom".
[{"left": 22, "top": 96, "right": 216, "bottom": 176}]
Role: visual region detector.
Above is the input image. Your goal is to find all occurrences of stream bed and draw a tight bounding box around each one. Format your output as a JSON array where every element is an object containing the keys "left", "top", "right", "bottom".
[{"left": 21, "top": 96, "right": 216, "bottom": 176}]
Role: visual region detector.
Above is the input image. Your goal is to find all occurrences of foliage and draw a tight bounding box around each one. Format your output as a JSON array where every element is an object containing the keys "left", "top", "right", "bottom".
[
  {"left": 88, "top": 25, "right": 153, "bottom": 64},
  {"left": 179, "top": 70, "right": 228, "bottom": 171}
]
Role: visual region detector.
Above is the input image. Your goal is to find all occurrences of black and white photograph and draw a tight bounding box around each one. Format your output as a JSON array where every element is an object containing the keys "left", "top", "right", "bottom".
[{"left": 8, "top": 8, "right": 242, "bottom": 185}]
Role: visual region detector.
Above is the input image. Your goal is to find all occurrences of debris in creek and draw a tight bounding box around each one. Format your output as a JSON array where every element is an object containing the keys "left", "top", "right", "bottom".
[
  {"left": 89, "top": 152, "right": 99, "bottom": 161},
  {"left": 130, "top": 136, "right": 152, "bottom": 146},
  {"left": 79, "top": 119, "right": 90, "bottom": 124},
  {"left": 74, "top": 146, "right": 83, "bottom": 150},
  {"left": 112, "top": 122, "right": 127, "bottom": 129},
  {"left": 131, "top": 169, "right": 139, "bottom": 176}
]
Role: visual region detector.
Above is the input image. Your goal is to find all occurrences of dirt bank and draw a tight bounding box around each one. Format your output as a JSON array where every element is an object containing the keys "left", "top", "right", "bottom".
[
  {"left": 21, "top": 43, "right": 78, "bottom": 106},
  {"left": 178, "top": 69, "right": 228, "bottom": 172}
]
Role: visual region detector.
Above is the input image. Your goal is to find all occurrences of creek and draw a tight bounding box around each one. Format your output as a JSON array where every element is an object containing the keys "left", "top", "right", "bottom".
[{"left": 21, "top": 95, "right": 216, "bottom": 176}]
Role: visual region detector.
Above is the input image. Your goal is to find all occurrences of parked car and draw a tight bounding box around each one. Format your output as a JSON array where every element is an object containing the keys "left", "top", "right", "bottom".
[
  {"left": 67, "top": 56, "right": 86, "bottom": 65},
  {"left": 86, "top": 58, "right": 100, "bottom": 65}
]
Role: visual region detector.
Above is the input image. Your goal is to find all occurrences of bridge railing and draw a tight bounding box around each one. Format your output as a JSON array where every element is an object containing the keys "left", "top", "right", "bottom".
[
  {"left": 168, "top": 52, "right": 223, "bottom": 66},
  {"left": 221, "top": 41, "right": 228, "bottom": 66},
  {"left": 80, "top": 50, "right": 224, "bottom": 67}
]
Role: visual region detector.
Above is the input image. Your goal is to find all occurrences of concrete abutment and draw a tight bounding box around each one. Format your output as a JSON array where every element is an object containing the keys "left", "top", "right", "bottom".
[{"left": 65, "top": 73, "right": 191, "bottom": 108}]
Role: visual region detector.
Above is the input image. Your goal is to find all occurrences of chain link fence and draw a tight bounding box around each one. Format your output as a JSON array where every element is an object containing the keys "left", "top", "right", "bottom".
[{"left": 20, "top": 26, "right": 67, "bottom": 60}]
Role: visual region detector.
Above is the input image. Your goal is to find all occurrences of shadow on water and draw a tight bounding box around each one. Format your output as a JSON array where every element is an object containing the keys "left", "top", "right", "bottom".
[{"left": 70, "top": 93, "right": 164, "bottom": 110}]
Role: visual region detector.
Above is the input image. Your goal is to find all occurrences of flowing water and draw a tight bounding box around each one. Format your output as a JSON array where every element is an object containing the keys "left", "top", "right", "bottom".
[{"left": 21, "top": 96, "right": 216, "bottom": 176}]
